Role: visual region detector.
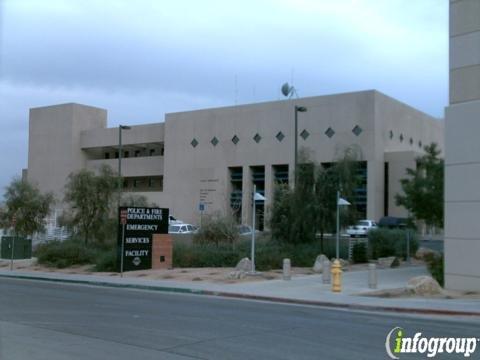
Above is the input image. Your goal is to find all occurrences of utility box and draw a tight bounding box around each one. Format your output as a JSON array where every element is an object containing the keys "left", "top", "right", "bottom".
[{"left": 1, "top": 237, "right": 32, "bottom": 259}]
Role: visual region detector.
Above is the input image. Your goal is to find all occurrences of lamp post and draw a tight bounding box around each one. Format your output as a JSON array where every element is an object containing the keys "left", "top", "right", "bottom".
[
  {"left": 118, "top": 125, "right": 131, "bottom": 206},
  {"left": 280, "top": 83, "right": 307, "bottom": 188},
  {"left": 336, "top": 191, "right": 351, "bottom": 259},
  {"left": 250, "top": 184, "right": 266, "bottom": 274},
  {"left": 294, "top": 105, "right": 307, "bottom": 187}
]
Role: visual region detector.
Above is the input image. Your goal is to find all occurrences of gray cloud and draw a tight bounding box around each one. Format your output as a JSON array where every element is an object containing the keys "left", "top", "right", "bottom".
[{"left": 0, "top": 0, "right": 448, "bottom": 191}]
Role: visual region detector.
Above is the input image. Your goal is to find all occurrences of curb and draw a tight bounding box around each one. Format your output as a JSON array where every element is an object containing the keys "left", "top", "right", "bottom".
[{"left": 1, "top": 273, "right": 479, "bottom": 317}]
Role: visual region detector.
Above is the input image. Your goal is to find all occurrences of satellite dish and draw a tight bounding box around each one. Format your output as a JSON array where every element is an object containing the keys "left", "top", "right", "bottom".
[{"left": 281, "top": 82, "right": 292, "bottom": 97}]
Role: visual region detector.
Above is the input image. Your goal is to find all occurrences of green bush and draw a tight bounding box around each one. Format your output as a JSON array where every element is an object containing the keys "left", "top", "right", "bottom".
[
  {"left": 368, "top": 228, "right": 418, "bottom": 259},
  {"left": 425, "top": 253, "right": 444, "bottom": 287},
  {"left": 94, "top": 248, "right": 117, "bottom": 272},
  {"left": 352, "top": 242, "right": 367, "bottom": 263},
  {"left": 35, "top": 240, "right": 96, "bottom": 268},
  {"left": 35, "top": 239, "right": 117, "bottom": 271},
  {"left": 173, "top": 238, "right": 348, "bottom": 270},
  {"left": 193, "top": 214, "right": 239, "bottom": 246}
]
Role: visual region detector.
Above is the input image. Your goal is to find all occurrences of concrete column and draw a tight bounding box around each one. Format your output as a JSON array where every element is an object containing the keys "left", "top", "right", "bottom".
[
  {"left": 366, "top": 160, "right": 383, "bottom": 221},
  {"left": 283, "top": 258, "right": 291, "bottom": 280},
  {"left": 264, "top": 164, "right": 273, "bottom": 230},
  {"left": 242, "top": 166, "right": 252, "bottom": 226},
  {"left": 368, "top": 263, "right": 377, "bottom": 289}
]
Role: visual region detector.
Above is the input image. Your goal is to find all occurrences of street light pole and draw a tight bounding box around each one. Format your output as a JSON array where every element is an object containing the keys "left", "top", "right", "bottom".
[
  {"left": 118, "top": 125, "right": 131, "bottom": 207},
  {"left": 293, "top": 106, "right": 307, "bottom": 187},
  {"left": 336, "top": 192, "right": 351, "bottom": 260},
  {"left": 336, "top": 190, "right": 340, "bottom": 259}
]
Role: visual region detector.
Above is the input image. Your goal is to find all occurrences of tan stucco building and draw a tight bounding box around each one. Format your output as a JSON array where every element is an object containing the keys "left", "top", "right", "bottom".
[
  {"left": 26, "top": 90, "right": 443, "bottom": 229},
  {"left": 445, "top": 0, "right": 480, "bottom": 291}
]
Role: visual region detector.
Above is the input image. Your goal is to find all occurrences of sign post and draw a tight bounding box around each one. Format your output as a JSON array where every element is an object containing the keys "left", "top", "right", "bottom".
[
  {"left": 199, "top": 202, "right": 205, "bottom": 227},
  {"left": 10, "top": 214, "right": 16, "bottom": 271},
  {"left": 120, "top": 209, "right": 127, "bottom": 278}
]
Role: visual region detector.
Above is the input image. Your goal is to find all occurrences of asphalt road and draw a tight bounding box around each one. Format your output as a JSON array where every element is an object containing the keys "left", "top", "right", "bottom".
[{"left": 0, "top": 278, "right": 477, "bottom": 360}]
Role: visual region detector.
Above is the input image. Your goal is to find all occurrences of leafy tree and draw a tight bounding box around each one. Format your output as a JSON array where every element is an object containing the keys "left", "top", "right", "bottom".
[
  {"left": 269, "top": 147, "right": 361, "bottom": 248},
  {"left": 121, "top": 194, "right": 158, "bottom": 208},
  {"left": 63, "top": 165, "right": 117, "bottom": 245},
  {"left": 396, "top": 143, "right": 444, "bottom": 228},
  {"left": 0, "top": 178, "right": 54, "bottom": 237},
  {"left": 270, "top": 184, "right": 293, "bottom": 242},
  {"left": 314, "top": 147, "right": 361, "bottom": 251}
]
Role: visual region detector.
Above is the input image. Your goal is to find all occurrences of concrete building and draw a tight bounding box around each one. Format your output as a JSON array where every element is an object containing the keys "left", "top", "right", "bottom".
[
  {"left": 445, "top": 0, "right": 480, "bottom": 291},
  {"left": 26, "top": 90, "right": 443, "bottom": 229}
]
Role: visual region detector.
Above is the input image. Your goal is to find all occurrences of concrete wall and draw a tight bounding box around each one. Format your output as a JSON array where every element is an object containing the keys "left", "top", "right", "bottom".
[
  {"left": 163, "top": 91, "right": 442, "bottom": 226},
  {"left": 28, "top": 103, "right": 107, "bottom": 202},
  {"left": 445, "top": 0, "right": 480, "bottom": 291},
  {"left": 26, "top": 92, "right": 443, "bottom": 230}
]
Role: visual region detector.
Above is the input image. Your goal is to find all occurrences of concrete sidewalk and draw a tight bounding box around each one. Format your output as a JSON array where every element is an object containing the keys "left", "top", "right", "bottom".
[{"left": 0, "top": 266, "right": 479, "bottom": 316}]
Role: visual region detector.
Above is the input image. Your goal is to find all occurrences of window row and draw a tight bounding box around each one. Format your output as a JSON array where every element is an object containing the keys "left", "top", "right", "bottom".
[
  {"left": 388, "top": 130, "right": 423, "bottom": 148},
  {"left": 191, "top": 125, "right": 364, "bottom": 148}
]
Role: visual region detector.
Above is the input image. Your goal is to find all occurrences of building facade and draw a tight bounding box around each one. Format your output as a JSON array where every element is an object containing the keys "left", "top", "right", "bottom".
[
  {"left": 445, "top": 0, "right": 480, "bottom": 291},
  {"left": 26, "top": 90, "right": 443, "bottom": 229}
]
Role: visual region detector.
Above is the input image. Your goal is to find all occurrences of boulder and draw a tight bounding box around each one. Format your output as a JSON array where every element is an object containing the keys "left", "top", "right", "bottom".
[
  {"left": 377, "top": 256, "right": 397, "bottom": 269},
  {"left": 415, "top": 247, "right": 441, "bottom": 260},
  {"left": 235, "top": 257, "right": 252, "bottom": 272},
  {"left": 390, "top": 257, "right": 400, "bottom": 268},
  {"left": 313, "top": 254, "right": 329, "bottom": 273},
  {"left": 227, "top": 270, "right": 246, "bottom": 280},
  {"left": 407, "top": 276, "right": 443, "bottom": 296}
]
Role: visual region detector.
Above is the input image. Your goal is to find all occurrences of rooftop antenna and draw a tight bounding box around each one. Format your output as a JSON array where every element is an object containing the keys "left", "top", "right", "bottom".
[{"left": 281, "top": 82, "right": 298, "bottom": 99}]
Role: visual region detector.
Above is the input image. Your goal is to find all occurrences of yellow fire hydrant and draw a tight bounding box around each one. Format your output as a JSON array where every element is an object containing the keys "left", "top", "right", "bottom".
[{"left": 331, "top": 259, "right": 342, "bottom": 292}]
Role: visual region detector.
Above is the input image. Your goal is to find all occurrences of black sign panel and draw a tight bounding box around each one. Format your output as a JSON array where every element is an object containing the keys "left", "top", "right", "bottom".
[{"left": 117, "top": 207, "right": 169, "bottom": 272}]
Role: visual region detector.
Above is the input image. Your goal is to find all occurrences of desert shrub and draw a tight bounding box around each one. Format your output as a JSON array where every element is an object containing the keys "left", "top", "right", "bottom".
[
  {"left": 193, "top": 213, "right": 239, "bottom": 246},
  {"left": 35, "top": 239, "right": 96, "bottom": 268},
  {"left": 352, "top": 242, "right": 367, "bottom": 263},
  {"left": 173, "top": 237, "right": 349, "bottom": 270},
  {"left": 425, "top": 253, "right": 444, "bottom": 287},
  {"left": 368, "top": 228, "right": 418, "bottom": 259},
  {"left": 94, "top": 248, "right": 117, "bottom": 272}
]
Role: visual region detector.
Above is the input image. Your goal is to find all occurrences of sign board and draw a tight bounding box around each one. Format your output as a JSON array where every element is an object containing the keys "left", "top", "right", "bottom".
[
  {"left": 199, "top": 202, "right": 205, "bottom": 212},
  {"left": 117, "top": 207, "right": 169, "bottom": 272}
]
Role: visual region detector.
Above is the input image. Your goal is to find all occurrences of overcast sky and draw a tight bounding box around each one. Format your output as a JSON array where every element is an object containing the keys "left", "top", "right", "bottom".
[{"left": 0, "top": 0, "right": 448, "bottom": 192}]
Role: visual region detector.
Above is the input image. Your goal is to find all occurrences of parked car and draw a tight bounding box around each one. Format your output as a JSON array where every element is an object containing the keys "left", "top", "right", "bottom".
[
  {"left": 346, "top": 220, "right": 377, "bottom": 238},
  {"left": 168, "top": 223, "right": 197, "bottom": 234},
  {"left": 237, "top": 224, "right": 260, "bottom": 236},
  {"left": 169, "top": 215, "right": 182, "bottom": 225},
  {"left": 378, "top": 216, "right": 407, "bottom": 229}
]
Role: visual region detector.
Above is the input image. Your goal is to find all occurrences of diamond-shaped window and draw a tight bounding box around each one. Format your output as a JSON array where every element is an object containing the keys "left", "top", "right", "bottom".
[
  {"left": 211, "top": 137, "right": 219, "bottom": 146},
  {"left": 325, "top": 127, "right": 335, "bottom": 138},
  {"left": 231, "top": 135, "right": 239, "bottom": 145},
  {"left": 276, "top": 131, "right": 285, "bottom": 142},
  {"left": 418, "top": 141, "right": 422, "bottom": 148},
  {"left": 300, "top": 129, "right": 310, "bottom": 140},
  {"left": 253, "top": 133, "right": 262, "bottom": 143},
  {"left": 352, "top": 125, "right": 363, "bottom": 136},
  {"left": 389, "top": 130, "right": 394, "bottom": 139},
  {"left": 409, "top": 137, "right": 413, "bottom": 145},
  {"left": 190, "top": 138, "right": 198, "bottom": 148},
  {"left": 399, "top": 134, "right": 404, "bottom": 142}
]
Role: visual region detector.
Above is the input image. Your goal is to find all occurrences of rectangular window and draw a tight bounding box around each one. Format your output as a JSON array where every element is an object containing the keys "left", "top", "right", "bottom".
[
  {"left": 104, "top": 152, "right": 110, "bottom": 159},
  {"left": 149, "top": 149, "right": 155, "bottom": 156},
  {"left": 134, "top": 150, "right": 140, "bottom": 157},
  {"left": 124, "top": 151, "right": 129, "bottom": 158}
]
